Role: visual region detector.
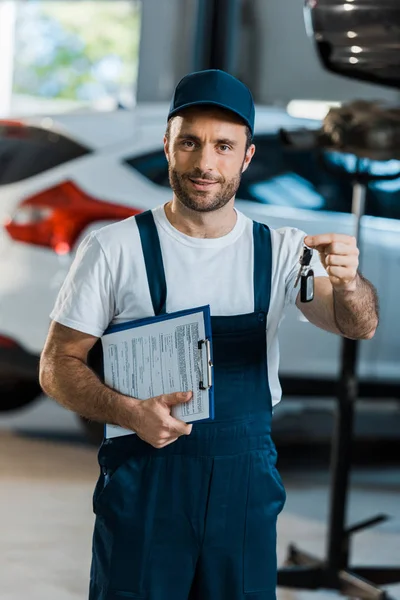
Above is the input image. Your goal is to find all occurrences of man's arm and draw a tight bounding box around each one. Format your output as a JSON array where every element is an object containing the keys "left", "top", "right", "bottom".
[
  {"left": 40, "top": 321, "right": 135, "bottom": 424},
  {"left": 39, "top": 321, "right": 193, "bottom": 448},
  {"left": 295, "top": 234, "right": 379, "bottom": 340},
  {"left": 297, "top": 275, "right": 379, "bottom": 339}
]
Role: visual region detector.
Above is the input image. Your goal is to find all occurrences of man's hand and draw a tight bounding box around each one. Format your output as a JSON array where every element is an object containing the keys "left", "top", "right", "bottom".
[
  {"left": 40, "top": 322, "right": 196, "bottom": 443},
  {"left": 299, "top": 233, "right": 378, "bottom": 340},
  {"left": 304, "top": 233, "right": 360, "bottom": 293},
  {"left": 132, "top": 392, "right": 193, "bottom": 449}
]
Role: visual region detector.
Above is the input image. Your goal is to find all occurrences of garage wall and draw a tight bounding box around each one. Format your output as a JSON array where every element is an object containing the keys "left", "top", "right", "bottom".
[
  {"left": 136, "top": 0, "right": 400, "bottom": 106},
  {"left": 136, "top": 0, "right": 199, "bottom": 102}
]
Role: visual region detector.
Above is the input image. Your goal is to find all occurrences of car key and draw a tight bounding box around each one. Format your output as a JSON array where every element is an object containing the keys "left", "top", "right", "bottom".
[{"left": 294, "top": 245, "right": 314, "bottom": 303}]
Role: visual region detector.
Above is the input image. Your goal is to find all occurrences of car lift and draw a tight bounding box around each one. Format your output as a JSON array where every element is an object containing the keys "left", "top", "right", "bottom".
[{"left": 277, "top": 147, "right": 400, "bottom": 599}]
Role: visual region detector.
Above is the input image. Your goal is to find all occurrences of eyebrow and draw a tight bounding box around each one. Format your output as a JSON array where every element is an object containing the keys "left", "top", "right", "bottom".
[{"left": 177, "top": 133, "right": 238, "bottom": 147}]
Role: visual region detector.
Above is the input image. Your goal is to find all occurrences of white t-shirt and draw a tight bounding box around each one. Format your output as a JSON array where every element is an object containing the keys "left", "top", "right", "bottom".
[{"left": 50, "top": 204, "right": 326, "bottom": 406}]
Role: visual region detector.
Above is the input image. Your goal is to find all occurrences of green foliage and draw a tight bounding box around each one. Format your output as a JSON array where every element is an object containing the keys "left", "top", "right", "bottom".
[{"left": 13, "top": 1, "right": 141, "bottom": 103}]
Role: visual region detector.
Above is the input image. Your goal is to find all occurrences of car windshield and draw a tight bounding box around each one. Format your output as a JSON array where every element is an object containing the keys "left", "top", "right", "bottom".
[{"left": 0, "top": 123, "right": 90, "bottom": 185}]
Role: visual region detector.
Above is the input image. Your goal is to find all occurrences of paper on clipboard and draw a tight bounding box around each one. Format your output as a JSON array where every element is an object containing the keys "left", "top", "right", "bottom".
[{"left": 101, "top": 306, "right": 214, "bottom": 439}]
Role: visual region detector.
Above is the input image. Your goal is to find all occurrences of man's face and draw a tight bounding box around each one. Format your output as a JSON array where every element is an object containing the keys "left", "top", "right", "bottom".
[{"left": 164, "top": 108, "right": 255, "bottom": 213}]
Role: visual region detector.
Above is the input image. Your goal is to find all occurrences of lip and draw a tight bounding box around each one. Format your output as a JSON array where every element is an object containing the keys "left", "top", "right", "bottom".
[{"left": 189, "top": 178, "right": 218, "bottom": 190}]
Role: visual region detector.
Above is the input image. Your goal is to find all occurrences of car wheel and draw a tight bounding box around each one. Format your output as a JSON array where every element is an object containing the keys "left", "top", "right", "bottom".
[
  {"left": 78, "top": 416, "right": 104, "bottom": 446},
  {"left": 0, "top": 378, "right": 42, "bottom": 412}
]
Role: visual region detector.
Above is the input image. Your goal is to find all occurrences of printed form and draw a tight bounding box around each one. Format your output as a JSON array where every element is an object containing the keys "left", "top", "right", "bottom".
[{"left": 102, "top": 309, "right": 212, "bottom": 438}]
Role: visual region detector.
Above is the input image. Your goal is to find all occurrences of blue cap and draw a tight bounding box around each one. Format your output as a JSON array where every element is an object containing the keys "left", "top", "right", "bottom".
[{"left": 168, "top": 69, "right": 255, "bottom": 136}]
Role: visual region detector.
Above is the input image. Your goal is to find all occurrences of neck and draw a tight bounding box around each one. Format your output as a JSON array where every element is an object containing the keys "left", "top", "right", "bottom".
[{"left": 164, "top": 197, "right": 237, "bottom": 239}]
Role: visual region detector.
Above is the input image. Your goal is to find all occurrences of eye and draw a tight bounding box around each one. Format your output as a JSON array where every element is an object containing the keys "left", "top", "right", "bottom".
[
  {"left": 219, "top": 144, "right": 231, "bottom": 152},
  {"left": 181, "top": 140, "right": 195, "bottom": 149}
]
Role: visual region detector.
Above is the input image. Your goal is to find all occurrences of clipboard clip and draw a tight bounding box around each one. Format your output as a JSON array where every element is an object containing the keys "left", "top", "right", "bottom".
[{"left": 198, "top": 339, "right": 213, "bottom": 390}]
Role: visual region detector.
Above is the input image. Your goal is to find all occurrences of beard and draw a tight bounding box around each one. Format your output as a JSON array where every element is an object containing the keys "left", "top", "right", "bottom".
[{"left": 168, "top": 164, "right": 243, "bottom": 213}]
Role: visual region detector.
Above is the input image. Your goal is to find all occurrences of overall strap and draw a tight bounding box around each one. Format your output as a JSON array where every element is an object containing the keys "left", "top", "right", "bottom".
[
  {"left": 253, "top": 221, "right": 272, "bottom": 314},
  {"left": 135, "top": 210, "right": 167, "bottom": 315}
]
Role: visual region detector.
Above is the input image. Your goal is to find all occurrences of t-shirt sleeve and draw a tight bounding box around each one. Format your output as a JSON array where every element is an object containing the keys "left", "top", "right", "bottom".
[
  {"left": 285, "top": 229, "right": 328, "bottom": 307},
  {"left": 50, "top": 232, "right": 115, "bottom": 337}
]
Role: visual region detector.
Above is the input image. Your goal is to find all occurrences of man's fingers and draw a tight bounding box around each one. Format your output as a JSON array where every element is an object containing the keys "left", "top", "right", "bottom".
[
  {"left": 325, "top": 254, "right": 359, "bottom": 267},
  {"left": 138, "top": 393, "right": 194, "bottom": 449},
  {"left": 170, "top": 418, "right": 193, "bottom": 437},
  {"left": 326, "top": 266, "right": 357, "bottom": 281},
  {"left": 305, "top": 234, "right": 357, "bottom": 251},
  {"left": 157, "top": 437, "right": 179, "bottom": 449},
  {"left": 160, "top": 418, "right": 192, "bottom": 445},
  {"left": 161, "top": 391, "right": 193, "bottom": 406},
  {"left": 150, "top": 419, "right": 192, "bottom": 448},
  {"left": 323, "top": 243, "right": 359, "bottom": 257}
]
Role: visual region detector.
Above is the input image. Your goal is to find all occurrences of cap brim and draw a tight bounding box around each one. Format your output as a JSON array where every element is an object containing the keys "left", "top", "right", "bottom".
[{"left": 168, "top": 100, "right": 252, "bottom": 133}]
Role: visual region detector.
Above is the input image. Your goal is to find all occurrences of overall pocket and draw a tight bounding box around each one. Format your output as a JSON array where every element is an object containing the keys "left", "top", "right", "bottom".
[
  {"left": 243, "top": 451, "right": 286, "bottom": 594},
  {"left": 91, "top": 454, "right": 156, "bottom": 598},
  {"left": 107, "top": 455, "right": 159, "bottom": 597},
  {"left": 93, "top": 460, "right": 130, "bottom": 516},
  {"left": 268, "top": 443, "right": 287, "bottom": 506}
]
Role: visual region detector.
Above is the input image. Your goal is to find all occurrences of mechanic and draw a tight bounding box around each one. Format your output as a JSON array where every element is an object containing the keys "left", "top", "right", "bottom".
[{"left": 39, "top": 69, "right": 379, "bottom": 600}]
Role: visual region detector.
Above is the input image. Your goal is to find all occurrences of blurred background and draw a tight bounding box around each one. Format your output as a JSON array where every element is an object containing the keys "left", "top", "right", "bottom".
[{"left": 0, "top": 1, "right": 399, "bottom": 599}]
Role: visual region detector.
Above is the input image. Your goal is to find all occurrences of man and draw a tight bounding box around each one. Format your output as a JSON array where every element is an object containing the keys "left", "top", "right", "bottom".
[{"left": 40, "top": 70, "right": 379, "bottom": 600}]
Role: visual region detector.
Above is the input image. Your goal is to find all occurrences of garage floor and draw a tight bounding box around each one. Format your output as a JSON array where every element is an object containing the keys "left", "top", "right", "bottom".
[{"left": 1, "top": 430, "right": 400, "bottom": 600}]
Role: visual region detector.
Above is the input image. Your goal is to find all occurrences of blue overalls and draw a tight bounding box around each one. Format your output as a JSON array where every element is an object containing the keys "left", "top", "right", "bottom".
[{"left": 89, "top": 211, "right": 286, "bottom": 600}]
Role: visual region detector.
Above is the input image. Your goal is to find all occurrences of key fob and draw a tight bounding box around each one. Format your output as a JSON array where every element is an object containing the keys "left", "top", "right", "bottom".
[
  {"left": 300, "top": 269, "right": 314, "bottom": 303},
  {"left": 295, "top": 245, "right": 313, "bottom": 290}
]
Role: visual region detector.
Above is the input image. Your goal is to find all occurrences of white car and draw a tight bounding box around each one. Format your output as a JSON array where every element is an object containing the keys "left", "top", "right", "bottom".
[{"left": 0, "top": 105, "right": 399, "bottom": 437}]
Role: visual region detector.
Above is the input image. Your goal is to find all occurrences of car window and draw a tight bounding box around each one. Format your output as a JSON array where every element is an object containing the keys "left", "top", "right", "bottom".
[
  {"left": 324, "top": 152, "right": 400, "bottom": 221},
  {"left": 125, "top": 150, "right": 170, "bottom": 188},
  {"left": 0, "top": 123, "right": 90, "bottom": 185},
  {"left": 124, "top": 134, "right": 400, "bottom": 220},
  {"left": 237, "top": 136, "right": 353, "bottom": 213},
  {"left": 369, "top": 177, "right": 400, "bottom": 220}
]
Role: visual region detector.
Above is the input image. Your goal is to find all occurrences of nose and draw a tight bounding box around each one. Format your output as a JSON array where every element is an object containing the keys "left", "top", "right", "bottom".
[{"left": 194, "top": 144, "right": 215, "bottom": 172}]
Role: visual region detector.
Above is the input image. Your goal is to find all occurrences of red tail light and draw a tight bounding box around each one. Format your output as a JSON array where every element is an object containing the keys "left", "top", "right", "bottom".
[
  {"left": 0, "top": 120, "right": 28, "bottom": 139},
  {"left": 0, "top": 119, "right": 24, "bottom": 128},
  {"left": 5, "top": 180, "right": 141, "bottom": 254},
  {"left": 0, "top": 335, "right": 18, "bottom": 349}
]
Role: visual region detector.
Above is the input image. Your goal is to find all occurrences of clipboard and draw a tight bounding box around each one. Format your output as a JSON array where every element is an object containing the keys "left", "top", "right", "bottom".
[{"left": 101, "top": 305, "right": 214, "bottom": 439}]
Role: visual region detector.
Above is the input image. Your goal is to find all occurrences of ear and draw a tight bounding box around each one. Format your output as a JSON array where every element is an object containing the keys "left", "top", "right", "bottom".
[
  {"left": 242, "top": 143, "right": 256, "bottom": 173},
  {"left": 163, "top": 135, "right": 169, "bottom": 162}
]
